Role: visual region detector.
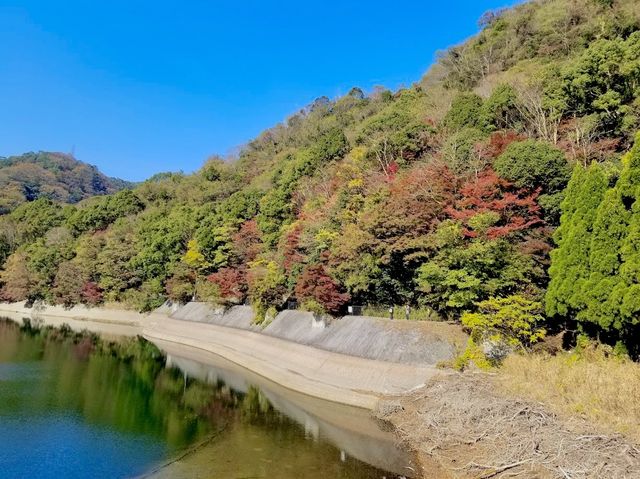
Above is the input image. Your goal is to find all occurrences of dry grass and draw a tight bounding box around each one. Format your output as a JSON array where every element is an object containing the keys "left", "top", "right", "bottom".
[
  {"left": 377, "top": 372, "right": 640, "bottom": 478},
  {"left": 499, "top": 349, "right": 640, "bottom": 444}
]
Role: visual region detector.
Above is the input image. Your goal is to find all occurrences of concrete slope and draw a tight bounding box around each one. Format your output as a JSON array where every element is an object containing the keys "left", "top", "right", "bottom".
[
  {"left": 0, "top": 301, "right": 150, "bottom": 337},
  {"left": 263, "top": 311, "right": 466, "bottom": 365},
  {"left": 143, "top": 315, "right": 438, "bottom": 409},
  {"left": 166, "top": 302, "right": 467, "bottom": 365}
]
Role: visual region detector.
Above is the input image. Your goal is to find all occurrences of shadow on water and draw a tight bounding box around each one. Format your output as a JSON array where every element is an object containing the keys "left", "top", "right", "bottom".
[{"left": 0, "top": 319, "right": 415, "bottom": 478}]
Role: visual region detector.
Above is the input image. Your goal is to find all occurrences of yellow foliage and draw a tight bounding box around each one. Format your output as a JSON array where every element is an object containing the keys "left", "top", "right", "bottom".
[
  {"left": 314, "top": 229, "right": 339, "bottom": 250},
  {"left": 347, "top": 178, "right": 364, "bottom": 189},
  {"left": 182, "top": 239, "right": 209, "bottom": 270}
]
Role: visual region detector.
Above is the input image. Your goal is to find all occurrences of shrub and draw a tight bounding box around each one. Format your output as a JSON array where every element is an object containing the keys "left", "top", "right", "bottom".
[
  {"left": 461, "top": 295, "right": 546, "bottom": 351},
  {"left": 444, "top": 92, "right": 484, "bottom": 130},
  {"left": 494, "top": 139, "right": 571, "bottom": 194}
]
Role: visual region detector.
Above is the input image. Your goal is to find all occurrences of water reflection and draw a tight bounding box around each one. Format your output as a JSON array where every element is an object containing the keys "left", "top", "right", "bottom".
[
  {"left": 0, "top": 320, "right": 413, "bottom": 478},
  {"left": 159, "top": 340, "right": 415, "bottom": 477}
]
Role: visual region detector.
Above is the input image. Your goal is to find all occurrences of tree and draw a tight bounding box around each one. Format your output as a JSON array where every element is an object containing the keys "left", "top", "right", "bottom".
[
  {"left": 207, "top": 267, "right": 248, "bottom": 305},
  {"left": 580, "top": 134, "right": 640, "bottom": 345},
  {"left": 0, "top": 251, "right": 37, "bottom": 302},
  {"left": 462, "top": 295, "right": 546, "bottom": 348},
  {"left": 545, "top": 163, "right": 611, "bottom": 318},
  {"left": 165, "top": 262, "right": 196, "bottom": 304},
  {"left": 441, "top": 127, "right": 487, "bottom": 175},
  {"left": 96, "top": 219, "right": 139, "bottom": 301},
  {"left": 9, "top": 198, "right": 66, "bottom": 244},
  {"left": 247, "top": 260, "right": 287, "bottom": 321},
  {"left": 495, "top": 139, "right": 572, "bottom": 223},
  {"left": 232, "top": 219, "right": 262, "bottom": 263},
  {"left": 494, "top": 140, "right": 571, "bottom": 193},
  {"left": 416, "top": 221, "right": 540, "bottom": 318},
  {"left": 52, "top": 261, "right": 86, "bottom": 307},
  {"left": 444, "top": 92, "right": 484, "bottom": 130},
  {"left": 130, "top": 206, "right": 195, "bottom": 281},
  {"left": 546, "top": 133, "right": 640, "bottom": 352},
  {"left": 295, "top": 264, "right": 350, "bottom": 315},
  {"left": 447, "top": 169, "right": 543, "bottom": 239},
  {"left": 81, "top": 281, "right": 103, "bottom": 306},
  {"left": 480, "top": 84, "right": 520, "bottom": 131},
  {"left": 194, "top": 216, "right": 233, "bottom": 271},
  {"left": 66, "top": 190, "right": 143, "bottom": 235}
]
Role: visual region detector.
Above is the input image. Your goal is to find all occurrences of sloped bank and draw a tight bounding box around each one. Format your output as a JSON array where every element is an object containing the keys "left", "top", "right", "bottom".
[
  {"left": 0, "top": 301, "right": 466, "bottom": 409},
  {"left": 144, "top": 303, "right": 467, "bottom": 408},
  {"left": 0, "top": 300, "right": 151, "bottom": 337},
  {"left": 164, "top": 302, "right": 467, "bottom": 365}
]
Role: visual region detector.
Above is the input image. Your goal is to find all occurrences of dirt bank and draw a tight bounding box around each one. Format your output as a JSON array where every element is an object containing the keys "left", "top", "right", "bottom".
[{"left": 375, "top": 373, "right": 640, "bottom": 479}]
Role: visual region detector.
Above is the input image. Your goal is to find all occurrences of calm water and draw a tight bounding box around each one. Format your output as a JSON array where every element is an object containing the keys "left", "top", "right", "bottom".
[{"left": 0, "top": 320, "right": 413, "bottom": 478}]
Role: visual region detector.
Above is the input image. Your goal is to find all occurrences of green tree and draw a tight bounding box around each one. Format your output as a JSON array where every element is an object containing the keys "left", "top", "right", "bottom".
[
  {"left": 462, "top": 295, "right": 546, "bottom": 348},
  {"left": 494, "top": 140, "right": 571, "bottom": 193},
  {"left": 416, "top": 221, "right": 539, "bottom": 318},
  {"left": 581, "top": 134, "right": 640, "bottom": 344},
  {"left": 444, "top": 92, "right": 484, "bottom": 130},
  {"left": 247, "top": 260, "right": 287, "bottom": 321},
  {"left": 494, "top": 139, "right": 572, "bottom": 223},
  {"left": 546, "top": 163, "right": 612, "bottom": 318},
  {"left": 479, "top": 84, "right": 520, "bottom": 131}
]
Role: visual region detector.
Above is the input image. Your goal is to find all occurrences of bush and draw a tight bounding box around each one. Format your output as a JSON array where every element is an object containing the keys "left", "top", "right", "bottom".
[
  {"left": 494, "top": 139, "right": 571, "bottom": 194},
  {"left": 300, "top": 298, "right": 326, "bottom": 316},
  {"left": 461, "top": 295, "right": 546, "bottom": 351},
  {"left": 444, "top": 92, "right": 484, "bottom": 130}
]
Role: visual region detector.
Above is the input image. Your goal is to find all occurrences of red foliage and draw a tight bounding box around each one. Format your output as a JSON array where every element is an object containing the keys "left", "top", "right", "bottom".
[
  {"left": 482, "top": 131, "right": 525, "bottom": 160},
  {"left": 294, "top": 264, "right": 350, "bottom": 315},
  {"left": 447, "top": 168, "right": 543, "bottom": 239},
  {"left": 81, "top": 281, "right": 103, "bottom": 306},
  {"left": 232, "top": 220, "right": 261, "bottom": 263},
  {"left": 385, "top": 161, "right": 399, "bottom": 182},
  {"left": 377, "top": 161, "right": 458, "bottom": 234},
  {"left": 207, "top": 267, "right": 248, "bottom": 303},
  {"left": 283, "top": 223, "right": 305, "bottom": 272}
]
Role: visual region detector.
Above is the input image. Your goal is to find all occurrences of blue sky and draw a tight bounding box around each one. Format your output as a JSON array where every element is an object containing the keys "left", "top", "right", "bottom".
[{"left": 0, "top": 1, "right": 516, "bottom": 181}]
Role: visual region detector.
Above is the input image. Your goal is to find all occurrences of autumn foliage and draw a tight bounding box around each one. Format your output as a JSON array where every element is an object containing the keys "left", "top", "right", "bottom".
[
  {"left": 447, "top": 169, "right": 543, "bottom": 238},
  {"left": 207, "top": 267, "right": 248, "bottom": 304},
  {"left": 294, "top": 264, "right": 350, "bottom": 315}
]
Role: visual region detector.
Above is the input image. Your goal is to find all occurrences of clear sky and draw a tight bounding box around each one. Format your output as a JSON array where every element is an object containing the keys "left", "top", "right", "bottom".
[{"left": 0, "top": 1, "right": 516, "bottom": 181}]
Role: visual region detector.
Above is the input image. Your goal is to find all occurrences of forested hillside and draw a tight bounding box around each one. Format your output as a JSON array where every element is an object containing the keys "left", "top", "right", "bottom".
[
  {"left": 3, "top": 0, "right": 640, "bottom": 355},
  {"left": 0, "top": 152, "right": 132, "bottom": 214}
]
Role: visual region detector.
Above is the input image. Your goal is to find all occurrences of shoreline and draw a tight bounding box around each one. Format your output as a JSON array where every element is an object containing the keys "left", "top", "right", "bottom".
[
  {"left": 0, "top": 301, "right": 453, "bottom": 409},
  {"left": 4, "top": 301, "right": 637, "bottom": 477}
]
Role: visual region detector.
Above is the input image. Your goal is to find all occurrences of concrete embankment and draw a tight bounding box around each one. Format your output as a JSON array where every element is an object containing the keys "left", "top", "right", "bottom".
[
  {"left": 144, "top": 314, "right": 442, "bottom": 408},
  {"left": 0, "top": 300, "right": 467, "bottom": 409},
  {"left": 162, "top": 302, "right": 467, "bottom": 365},
  {"left": 155, "top": 339, "right": 417, "bottom": 476},
  {"left": 0, "top": 301, "right": 151, "bottom": 337}
]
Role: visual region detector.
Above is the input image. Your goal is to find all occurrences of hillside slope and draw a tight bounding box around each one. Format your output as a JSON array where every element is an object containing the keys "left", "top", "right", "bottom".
[
  {"left": 2, "top": 0, "right": 640, "bottom": 354},
  {"left": 0, "top": 152, "right": 132, "bottom": 213}
]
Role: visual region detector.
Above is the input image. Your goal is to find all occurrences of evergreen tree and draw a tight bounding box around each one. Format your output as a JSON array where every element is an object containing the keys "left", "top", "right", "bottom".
[
  {"left": 555, "top": 133, "right": 640, "bottom": 351},
  {"left": 545, "top": 163, "right": 610, "bottom": 318}
]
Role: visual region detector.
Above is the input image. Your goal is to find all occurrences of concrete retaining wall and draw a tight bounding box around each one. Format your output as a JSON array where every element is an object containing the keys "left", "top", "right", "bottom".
[
  {"left": 0, "top": 301, "right": 151, "bottom": 337},
  {"left": 166, "top": 302, "right": 467, "bottom": 366},
  {"left": 143, "top": 315, "right": 440, "bottom": 409}
]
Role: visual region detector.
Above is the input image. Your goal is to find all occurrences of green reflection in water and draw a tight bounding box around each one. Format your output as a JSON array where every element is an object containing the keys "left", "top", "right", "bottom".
[{"left": 0, "top": 320, "right": 399, "bottom": 478}]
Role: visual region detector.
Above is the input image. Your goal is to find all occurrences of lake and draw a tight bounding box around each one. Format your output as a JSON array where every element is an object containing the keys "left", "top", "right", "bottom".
[{"left": 0, "top": 319, "right": 414, "bottom": 478}]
